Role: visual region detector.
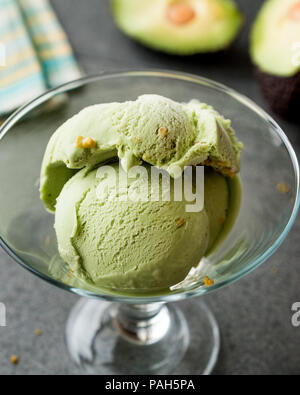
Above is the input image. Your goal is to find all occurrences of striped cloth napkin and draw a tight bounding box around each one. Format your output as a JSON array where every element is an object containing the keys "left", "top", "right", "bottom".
[{"left": 0, "top": 0, "right": 82, "bottom": 116}]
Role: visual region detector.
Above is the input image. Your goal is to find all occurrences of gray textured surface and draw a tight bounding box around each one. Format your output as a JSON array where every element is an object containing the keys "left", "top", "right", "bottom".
[{"left": 0, "top": 0, "right": 300, "bottom": 375}]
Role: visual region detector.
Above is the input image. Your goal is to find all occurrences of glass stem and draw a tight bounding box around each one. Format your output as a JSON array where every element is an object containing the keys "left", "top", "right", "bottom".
[{"left": 114, "top": 303, "right": 171, "bottom": 345}]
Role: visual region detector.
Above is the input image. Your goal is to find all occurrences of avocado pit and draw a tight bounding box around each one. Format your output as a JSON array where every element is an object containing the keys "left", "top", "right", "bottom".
[
  {"left": 288, "top": 1, "right": 300, "bottom": 21},
  {"left": 167, "top": 2, "right": 196, "bottom": 25}
]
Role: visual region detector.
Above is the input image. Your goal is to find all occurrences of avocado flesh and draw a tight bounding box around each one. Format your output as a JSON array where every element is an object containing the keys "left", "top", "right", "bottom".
[
  {"left": 251, "top": 0, "right": 300, "bottom": 77},
  {"left": 111, "top": 0, "right": 243, "bottom": 55},
  {"left": 251, "top": 0, "right": 300, "bottom": 118}
]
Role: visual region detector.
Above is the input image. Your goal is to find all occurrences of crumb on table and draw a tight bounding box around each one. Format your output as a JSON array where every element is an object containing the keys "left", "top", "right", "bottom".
[
  {"left": 276, "top": 182, "right": 290, "bottom": 194},
  {"left": 272, "top": 267, "right": 278, "bottom": 275},
  {"left": 34, "top": 329, "right": 43, "bottom": 336},
  {"left": 10, "top": 355, "right": 19, "bottom": 365}
]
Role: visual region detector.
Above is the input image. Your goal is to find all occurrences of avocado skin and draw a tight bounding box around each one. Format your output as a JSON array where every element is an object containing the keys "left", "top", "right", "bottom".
[{"left": 255, "top": 68, "right": 300, "bottom": 120}]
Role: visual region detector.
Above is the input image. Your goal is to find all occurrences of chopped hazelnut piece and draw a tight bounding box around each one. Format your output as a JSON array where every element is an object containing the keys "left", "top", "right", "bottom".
[
  {"left": 167, "top": 3, "right": 196, "bottom": 25},
  {"left": 82, "top": 137, "right": 96, "bottom": 149},
  {"left": 204, "top": 276, "right": 214, "bottom": 287},
  {"left": 10, "top": 355, "right": 19, "bottom": 365},
  {"left": 159, "top": 127, "right": 168, "bottom": 138},
  {"left": 34, "top": 329, "right": 43, "bottom": 336},
  {"left": 176, "top": 218, "right": 185, "bottom": 228},
  {"left": 276, "top": 182, "right": 290, "bottom": 194},
  {"left": 76, "top": 136, "right": 84, "bottom": 148},
  {"left": 221, "top": 168, "right": 235, "bottom": 179},
  {"left": 76, "top": 136, "right": 97, "bottom": 149},
  {"left": 217, "top": 161, "right": 227, "bottom": 167}
]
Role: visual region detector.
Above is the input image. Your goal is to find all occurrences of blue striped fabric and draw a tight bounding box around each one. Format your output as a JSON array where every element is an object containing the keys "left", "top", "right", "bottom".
[{"left": 0, "top": 0, "right": 82, "bottom": 116}]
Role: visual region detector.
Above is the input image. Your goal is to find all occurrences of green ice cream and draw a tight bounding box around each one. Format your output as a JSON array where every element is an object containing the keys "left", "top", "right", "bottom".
[
  {"left": 40, "top": 94, "right": 243, "bottom": 292},
  {"left": 55, "top": 164, "right": 232, "bottom": 290},
  {"left": 40, "top": 95, "right": 242, "bottom": 212}
]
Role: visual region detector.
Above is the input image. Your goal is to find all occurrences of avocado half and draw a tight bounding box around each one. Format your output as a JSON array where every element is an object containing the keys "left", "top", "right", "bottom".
[
  {"left": 111, "top": 0, "right": 243, "bottom": 55},
  {"left": 250, "top": 0, "right": 300, "bottom": 119}
]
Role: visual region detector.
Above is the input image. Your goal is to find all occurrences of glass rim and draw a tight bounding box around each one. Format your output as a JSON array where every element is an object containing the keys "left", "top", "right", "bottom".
[{"left": 0, "top": 70, "right": 299, "bottom": 304}]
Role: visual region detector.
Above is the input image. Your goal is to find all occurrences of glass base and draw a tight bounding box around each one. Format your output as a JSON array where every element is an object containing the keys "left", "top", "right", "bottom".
[{"left": 65, "top": 298, "right": 220, "bottom": 375}]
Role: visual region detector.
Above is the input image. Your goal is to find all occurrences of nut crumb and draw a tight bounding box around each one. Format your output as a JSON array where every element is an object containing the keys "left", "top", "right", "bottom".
[
  {"left": 204, "top": 276, "right": 214, "bottom": 287},
  {"left": 76, "top": 136, "right": 96, "bottom": 149},
  {"left": 34, "top": 329, "right": 43, "bottom": 336},
  {"left": 159, "top": 127, "right": 168, "bottom": 138},
  {"left": 221, "top": 168, "right": 235, "bottom": 179},
  {"left": 176, "top": 218, "right": 185, "bottom": 228},
  {"left": 76, "top": 136, "right": 84, "bottom": 148},
  {"left": 276, "top": 182, "right": 290, "bottom": 194},
  {"left": 82, "top": 137, "right": 96, "bottom": 149},
  {"left": 10, "top": 355, "right": 19, "bottom": 365},
  {"left": 272, "top": 267, "right": 278, "bottom": 275},
  {"left": 202, "top": 159, "right": 214, "bottom": 167}
]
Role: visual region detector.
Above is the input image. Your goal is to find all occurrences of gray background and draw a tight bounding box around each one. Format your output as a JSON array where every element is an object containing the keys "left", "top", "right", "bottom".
[{"left": 0, "top": 0, "right": 300, "bottom": 375}]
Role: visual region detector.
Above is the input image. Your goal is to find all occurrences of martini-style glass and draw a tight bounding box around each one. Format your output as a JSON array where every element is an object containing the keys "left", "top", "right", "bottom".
[{"left": 0, "top": 72, "right": 299, "bottom": 375}]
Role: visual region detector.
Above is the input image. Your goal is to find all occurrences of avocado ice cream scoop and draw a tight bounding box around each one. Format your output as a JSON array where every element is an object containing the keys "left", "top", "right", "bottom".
[
  {"left": 40, "top": 94, "right": 242, "bottom": 212},
  {"left": 55, "top": 164, "right": 233, "bottom": 290},
  {"left": 40, "top": 95, "right": 242, "bottom": 292}
]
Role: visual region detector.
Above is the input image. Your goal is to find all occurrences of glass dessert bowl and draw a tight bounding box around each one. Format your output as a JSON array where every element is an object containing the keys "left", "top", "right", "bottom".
[{"left": 0, "top": 71, "right": 299, "bottom": 375}]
